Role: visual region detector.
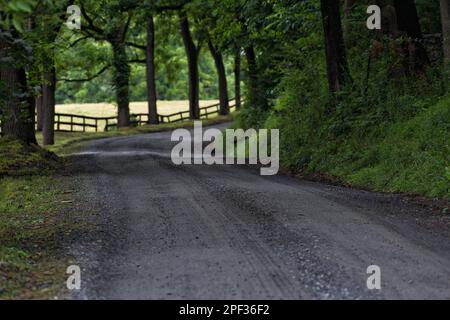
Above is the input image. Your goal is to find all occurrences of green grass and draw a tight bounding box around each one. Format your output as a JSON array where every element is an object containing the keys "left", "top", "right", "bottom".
[
  {"left": 341, "top": 97, "right": 450, "bottom": 198},
  {"left": 266, "top": 77, "right": 450, "bottom": 200},
  {"left": 0, "top": 175, "right": 76, "bottom": 299},
  {"left": 0, "top": 134, "right": 71, "bottom": 299}
]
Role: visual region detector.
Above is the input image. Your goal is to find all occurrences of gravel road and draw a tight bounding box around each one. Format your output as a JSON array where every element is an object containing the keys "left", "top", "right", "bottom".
[{"left": 68, "top": 123, "right": 450, "bottom": 300}]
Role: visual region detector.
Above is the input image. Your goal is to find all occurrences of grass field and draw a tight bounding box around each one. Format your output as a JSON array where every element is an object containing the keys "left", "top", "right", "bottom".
[{"left": 56, "top": 100, "right": 220, "bottom": 117}]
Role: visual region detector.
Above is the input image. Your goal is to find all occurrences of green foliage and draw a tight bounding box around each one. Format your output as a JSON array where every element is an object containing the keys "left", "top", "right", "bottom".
[
  {"left": 56, "top": 13, "right": 237, "bottom": 103},
  {"left": 0, "top": 0, "right": 36, "bottom": 32},
  {"left": 267, "top": 53, "right": 450, "bottom": 198},
  {"left": 344, "top": 98, "right": 450, "bottom": 197},
  {"left": 228, "top": 0, "right": 450, "bottom": 199}
]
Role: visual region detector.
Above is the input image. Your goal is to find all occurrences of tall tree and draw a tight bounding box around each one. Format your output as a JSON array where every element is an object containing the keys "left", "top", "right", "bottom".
[
  {"left": 0, "top": 1, "right": 38, "bottom": 145},
  {"left": 441, "top": 0, "right": 450, "bottom": 67},
  {"left": 111, "top": 28, "right": 131, "bottom": 128},
  {"left": 320, "top": 0, "right": 350, "bottom": 94},
  {"left": 39, "top": 0, "right": 74, "bottom": 145},
  {"left": 234, "top": 51, "right": 241, "bottom": 110},
  {"left": 42, "top": 61, "right": 56, "bottom": 144},
  {"left": 393, "top": 0, "right": 429, "bottom": 72},
  {"left": 146, "top": 15, "right": 158, "bottom": 124},
  {"left": 80, "top": 1, "right": 133, "bottom": 127},
  {"left": 0, "top": 31, "right": 37, "bottom": 144},
  {"left": 208, "top": 39, "right": 229, "bottom": 115},
  {"left": 244, "top": 44, "right": 266, "bottom": 109},
  {"left": 35, "top": 94, "right": 43, "bottom": 132},
  {"left": 125, "top": 2, "right": 191, "bottom": 123},
  {"left": 343, "top": 0, "right": 356, "bottom": 39},
  {"left": 236, "top": 2, "right": 271, "bottom": 114},
  {"left": 179, "top": 10, "right": 200, "bottom": 120},
  {"left": 344, "top": 0, "right": 356, "bottom": 17},
  {"left": 188, "top": 0, "right": 230, "bottom": 116}
]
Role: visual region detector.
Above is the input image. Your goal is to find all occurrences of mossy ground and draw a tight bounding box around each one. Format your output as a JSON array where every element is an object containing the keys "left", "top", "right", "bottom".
[
  {"left": 0, "top": 138, "right": 62, "bottom": 177},
  {"left": 0, "top": 175, "right": 78, "bottom": 299}
]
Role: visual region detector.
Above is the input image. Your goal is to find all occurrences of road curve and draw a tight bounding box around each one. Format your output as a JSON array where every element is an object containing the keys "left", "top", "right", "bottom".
[{"left": 68, "top": 123, "right": 450, "bottom": 300}]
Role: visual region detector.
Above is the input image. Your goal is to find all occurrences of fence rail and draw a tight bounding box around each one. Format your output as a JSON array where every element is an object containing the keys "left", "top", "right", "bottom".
[
  {"left": 103, "top": 98, "right": 240, "bottom": 132},
  {"left": 54, "top": 113, "right": 117, "bottom": 132}
]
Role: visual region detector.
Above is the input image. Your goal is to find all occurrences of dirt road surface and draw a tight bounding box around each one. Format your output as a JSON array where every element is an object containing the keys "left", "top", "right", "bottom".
[{"left": 68, "top": 123, "right": 450, "bottom": 300}]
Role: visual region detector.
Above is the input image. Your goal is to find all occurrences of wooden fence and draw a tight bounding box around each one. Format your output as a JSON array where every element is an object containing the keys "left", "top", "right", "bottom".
[
  {"left": 0, "top": 98, "right": 241, "bottom": 134},
  {"left": 101, "top": 98, "right": 240, "bottom": 132},
  {"left": 54, "top": 113, "right": 117, "bottom": 133},
  {"left": 121, "top": 98, "right": 240, "bottom": 130}
]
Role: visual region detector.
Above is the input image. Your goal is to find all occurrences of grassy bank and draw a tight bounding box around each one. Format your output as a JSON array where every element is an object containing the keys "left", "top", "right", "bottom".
[
  {"left": 0, "top": 138, "right": 76, "bottom": 299},
  {"left": 339, "top": 97, "right": 450, "bottom": 198},
  {"left": 0, "top": 175, "right": 78, "bottom": 299},
  {"left": 263, "top": 86, "right": 450, "bottom": 200}
]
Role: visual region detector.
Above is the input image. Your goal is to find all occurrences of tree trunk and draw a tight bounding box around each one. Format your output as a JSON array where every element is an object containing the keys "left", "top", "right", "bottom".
[
  {"left": 441, "top": 0, "right": 450, "bottom": 67},
  {"left": 244, "top": 45, "right": 268, "bottom": 111},
  {"left": 393, "top": 0, "right": 429, "bottom": 72},
  {"left": 344, "top": 0, "right": 356, "bottom": 17},
  {"left": 36, "top": 93, "right": 43, "bottom": 132},
  {"left": 0, "top": 34, "right": 36, "bottom": 144},
  {"left": 179, "top": 11, "right": 200, "bottom": 120},
  {"left": 320, "top": 0, "right": 350, "bottom": 94},
  {"left": 39, "top": 0, "right": 74, "bottom": 140},
  {"left": 208, "top": 40, "right": 229, "bottom": 116},
  {"left": 234, "top": 52, "right": 241, "bottom": 110},
  {"left": 146, "top": 15, "right": 159, "bottom": 125},
  {"left": 343, "top": 0, "right": 356, "bottom": 40},
  {"left": 394, "top": 0, "right": 423, "bottom": 39},
  {"left": 382, "top": 3, "right": 400, "bottom": 37},
  {"left": 111, "top": 41, "right": 130, "bottom": 127},
  {"left": 42, "top": 63, "right": 56, "bottom": 145}
]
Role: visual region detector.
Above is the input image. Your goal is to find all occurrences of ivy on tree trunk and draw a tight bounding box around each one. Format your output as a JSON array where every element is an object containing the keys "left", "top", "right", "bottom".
[{"left": 111, "top": 41, "right": 131, "bottom": 128}]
